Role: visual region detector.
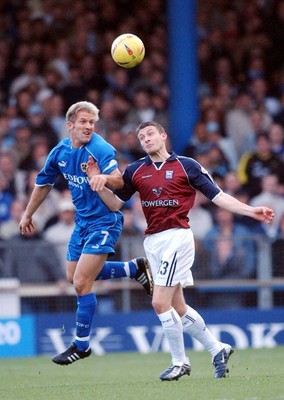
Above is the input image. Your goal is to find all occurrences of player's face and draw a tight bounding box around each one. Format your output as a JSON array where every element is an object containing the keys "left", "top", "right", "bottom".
[
  {"left": 137, "top": 126, "right": 166, "bottom": 155},
  {"left": 68, "top": 110, "right": 96, "bottom": 148}
]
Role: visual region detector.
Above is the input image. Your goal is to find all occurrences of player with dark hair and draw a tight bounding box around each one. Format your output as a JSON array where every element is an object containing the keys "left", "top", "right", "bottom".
[
  {"left": 87, "top": 121, "right": 274, "bottom": 380},
  {"left": 19, "top": 102, "right": 152, "bottom": 366}
]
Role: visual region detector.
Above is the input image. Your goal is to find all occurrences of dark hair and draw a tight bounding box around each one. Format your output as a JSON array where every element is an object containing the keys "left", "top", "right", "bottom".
[
  {"left": 256, "top": 132, "right": 269, "bottom": 141},
  {"left": 136, "top": 121, "right": 165, "bottom": 134}
]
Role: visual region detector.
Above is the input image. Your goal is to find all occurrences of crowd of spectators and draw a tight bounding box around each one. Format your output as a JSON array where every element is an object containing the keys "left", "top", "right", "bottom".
[{"left": 0, "top": 0, "right": 284, "bottom": 303}]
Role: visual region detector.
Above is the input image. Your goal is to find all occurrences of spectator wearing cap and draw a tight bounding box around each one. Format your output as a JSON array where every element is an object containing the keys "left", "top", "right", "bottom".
[
  {"left": 43, "top": 198, "right": 75, "bottom": 271},
  {"left": 27, "top": 103, "right": 59, "bottom": 149}
]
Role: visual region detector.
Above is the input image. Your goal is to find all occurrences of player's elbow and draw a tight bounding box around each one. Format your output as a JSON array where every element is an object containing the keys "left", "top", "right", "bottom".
[{"left": 110, "top": 177, "right": 124, "bottom": 190}]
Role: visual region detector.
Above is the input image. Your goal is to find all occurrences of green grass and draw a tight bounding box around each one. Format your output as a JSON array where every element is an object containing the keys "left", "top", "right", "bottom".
[{"left": 0, "top": 348, "right": 284, "bottom": 400}]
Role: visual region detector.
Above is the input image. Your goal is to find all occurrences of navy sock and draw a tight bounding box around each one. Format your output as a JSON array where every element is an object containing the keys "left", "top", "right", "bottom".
[
  {"left": 74, "top": 292, "right": 97, "bottom": 351},
  {"left": 96, "top": 261, "right": 137, "bottom": 280}
]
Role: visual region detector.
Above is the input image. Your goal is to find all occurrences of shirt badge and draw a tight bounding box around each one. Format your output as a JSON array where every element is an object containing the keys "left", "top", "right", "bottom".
[
  {"left": 165, "top": 170, "right": 173, "bottom": 179},
  {"left": 81, "top": 162, "right": 87, "bottom": 172}
]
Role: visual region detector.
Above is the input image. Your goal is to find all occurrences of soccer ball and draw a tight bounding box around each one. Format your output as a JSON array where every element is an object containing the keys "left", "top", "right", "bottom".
[{"left": 111, "top": 33, "right": 145, "bottom": 68}]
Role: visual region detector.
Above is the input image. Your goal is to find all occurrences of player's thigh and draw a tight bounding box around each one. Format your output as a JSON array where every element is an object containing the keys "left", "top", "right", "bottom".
[{"left": 66, "top": 260, "right": 77, "bottom": 283}]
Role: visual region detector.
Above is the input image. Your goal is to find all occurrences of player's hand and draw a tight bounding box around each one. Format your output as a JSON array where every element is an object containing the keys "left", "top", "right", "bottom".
[
  {"left": 89, "top": 174, "right": 108, "bottom": 191},
  {"left": 19, "top": 215, "right": 36, "bottom": 235},
  {"left": 87, "top": 156, "right": 109, "bottom": 191},
  {"left": 86, "top": 156, "right": 100, "bottom": 178},
  {"left": 251, "top": 207, "right": 275, "bottom": 224}
]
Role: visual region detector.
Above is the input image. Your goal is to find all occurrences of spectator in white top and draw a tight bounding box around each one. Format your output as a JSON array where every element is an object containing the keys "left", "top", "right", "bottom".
[{"left": 250, "top": 174, "right": 284, "bottom": 238}]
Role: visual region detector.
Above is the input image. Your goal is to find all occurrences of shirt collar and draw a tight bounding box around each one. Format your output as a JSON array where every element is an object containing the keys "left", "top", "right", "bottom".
[{"left": 145, "top": 151, "right": 178, "bottom": 165}]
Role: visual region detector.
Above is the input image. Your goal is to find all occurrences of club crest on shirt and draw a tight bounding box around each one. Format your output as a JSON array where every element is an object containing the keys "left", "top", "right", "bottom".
[
  {"left": 165, "top": 170, "right": 174, "bottom": 179},
  {"left": 152, "top": 187, "right": 162, "bottom": 197},
  {"left": 80, "top": 162, "right": 87, "bottom": 172}
]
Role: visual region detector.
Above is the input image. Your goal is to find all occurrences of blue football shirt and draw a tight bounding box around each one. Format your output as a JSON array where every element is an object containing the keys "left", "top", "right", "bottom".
[{"left": 36, "top": 134, "right": 119, "bottom": 218}]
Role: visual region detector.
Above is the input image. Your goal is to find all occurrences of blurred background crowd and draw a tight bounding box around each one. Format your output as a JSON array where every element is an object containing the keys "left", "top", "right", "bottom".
[{"left": 0, "top": 0, "right": 284, "bottom": 306}]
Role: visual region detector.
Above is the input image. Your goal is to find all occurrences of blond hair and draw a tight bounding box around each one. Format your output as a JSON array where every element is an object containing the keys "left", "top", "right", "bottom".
[{"left": 66, "top": 101, "right": 100, "bottom": 122}]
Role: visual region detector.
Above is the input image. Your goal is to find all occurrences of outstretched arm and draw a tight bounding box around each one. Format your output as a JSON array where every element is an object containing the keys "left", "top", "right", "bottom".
[
  {"left": 19, "top": 185, "right": 52, "bottom": 234},
  {"left": 213, "top": 191, "right": 274, "bottom": 224},
  {"left": 86, "top": 156, "right": 124, "bottom": 211},
  {"left": 96, "top": 187, "right": 124, "bottom": 211}
]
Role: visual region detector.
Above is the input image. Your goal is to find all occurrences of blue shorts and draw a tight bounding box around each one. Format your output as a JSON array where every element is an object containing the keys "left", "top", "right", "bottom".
[{"left": 67, "top": 211, "right": 124, "bottom": 261}]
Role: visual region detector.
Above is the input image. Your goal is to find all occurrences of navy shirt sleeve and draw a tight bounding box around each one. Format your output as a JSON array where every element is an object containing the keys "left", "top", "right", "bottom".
[{"left": 180, "top": 157, "right": 221, "bottom": 200}]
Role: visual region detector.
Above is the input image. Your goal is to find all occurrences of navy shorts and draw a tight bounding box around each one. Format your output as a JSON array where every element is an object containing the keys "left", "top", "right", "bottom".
[{"left": 67, "top": 212, "right": 124, "bottom": 261}]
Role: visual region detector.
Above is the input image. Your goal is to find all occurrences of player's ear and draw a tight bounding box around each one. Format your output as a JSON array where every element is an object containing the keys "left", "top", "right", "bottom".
[{"left": 66, "top": 120, "right": 73, "bottom": 130}]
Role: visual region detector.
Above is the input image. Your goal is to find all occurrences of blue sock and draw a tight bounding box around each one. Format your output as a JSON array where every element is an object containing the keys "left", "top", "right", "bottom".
[
  {"left": 74, "top": 292, "right": 97, "bottom": 351},
  {"left": 96, "top": 261, "right": 137, "bottom": 280}
]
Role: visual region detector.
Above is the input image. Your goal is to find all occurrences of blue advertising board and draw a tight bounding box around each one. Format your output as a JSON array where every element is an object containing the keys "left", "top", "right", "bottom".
[
  {"left": 35, "top": 308, "right": 284, "bottom": 357},
  {"left": 0, "top": 316, "right": 35, "bottom": 357},
  {"left": 1, "top": 309, "right": 284, "bottom": 358}
]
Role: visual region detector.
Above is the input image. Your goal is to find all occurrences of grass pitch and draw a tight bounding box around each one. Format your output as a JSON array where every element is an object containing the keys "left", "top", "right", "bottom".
[{"left": 0, "top": 347, "right": 284, "bottom": 400}]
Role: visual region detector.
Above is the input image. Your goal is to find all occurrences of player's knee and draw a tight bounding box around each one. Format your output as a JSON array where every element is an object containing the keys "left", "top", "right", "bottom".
[
  {"left": 151, "top": 298, "right": 164, "bottom": 314},
  {"left": 73, "top": 275, "right": 92, "bottom": 295}
]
